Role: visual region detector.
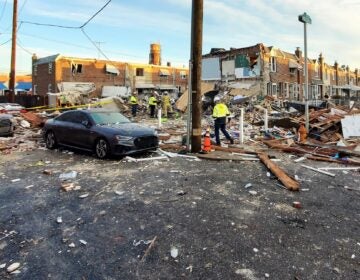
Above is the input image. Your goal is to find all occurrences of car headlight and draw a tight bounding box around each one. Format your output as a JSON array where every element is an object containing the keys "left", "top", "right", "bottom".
[{"left": 114, "top": 135, "right": 134, "bottom": 145}]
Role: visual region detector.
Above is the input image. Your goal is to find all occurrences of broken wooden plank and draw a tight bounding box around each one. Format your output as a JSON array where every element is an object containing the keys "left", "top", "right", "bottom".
[
  {"left": 301, "top": 164, "right": 336, "bottom": 177},
  {"left": 257, "top": 152, "right": 300, "bottom": 191},
  {"left": 318, "top": 167, "right": 360, "bottom": 170},
  {"left": 307, "top": 155, "right": 360, "bottom": 166},
  {"left": 197, "top": 151, "right": 258, "bottom": 161},
  {"left": 213, "top": 145, "right": 259, "bottom": 155}
]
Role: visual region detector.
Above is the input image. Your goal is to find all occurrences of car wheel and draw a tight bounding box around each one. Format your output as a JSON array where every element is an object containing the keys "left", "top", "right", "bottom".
[
  {"left": 95, "top": 138, "right": 110, "bottom": 159},
  {"left": 46, "top": 131, "right": 57, "bottom": 149}
]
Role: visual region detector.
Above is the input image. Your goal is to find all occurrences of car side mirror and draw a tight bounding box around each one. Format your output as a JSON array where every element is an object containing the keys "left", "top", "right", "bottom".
[{"left": 81, "top": 120, "right": 91, "bottom": 128}]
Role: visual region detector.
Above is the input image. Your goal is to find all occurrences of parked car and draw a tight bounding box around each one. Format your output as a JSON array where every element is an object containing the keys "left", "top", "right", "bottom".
[
  {"left": 0, "top": 114, "right": 15, "bottom": 137},
  {"left": 0, "top": 103, "right": 24, "bottom": 114},
  {"left": 42, "top": 109, "right": 159, "bottom": 158}
]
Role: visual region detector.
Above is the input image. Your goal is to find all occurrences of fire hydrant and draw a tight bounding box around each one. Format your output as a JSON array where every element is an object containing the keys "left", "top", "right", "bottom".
[{"left": 298, "top": 124, "right": 307, "bottom": 143}]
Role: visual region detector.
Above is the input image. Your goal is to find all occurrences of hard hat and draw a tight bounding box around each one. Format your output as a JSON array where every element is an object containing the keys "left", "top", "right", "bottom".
[{"left": 214, "top": 96, "right": 221, "bottom": 102}]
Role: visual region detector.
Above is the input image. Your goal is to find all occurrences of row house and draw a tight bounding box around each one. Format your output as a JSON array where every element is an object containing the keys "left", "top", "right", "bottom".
[
  {"left": 202, "top": 43, "right": 360, "bottom": 101},
  {"left": 32, "top": 44, "right": 188, "bottom": 98}
]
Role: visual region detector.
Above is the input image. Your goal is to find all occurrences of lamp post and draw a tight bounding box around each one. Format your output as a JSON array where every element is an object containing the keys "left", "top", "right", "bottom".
[{"left": 298, "top": 12, "right": 312, "bottom": 132}]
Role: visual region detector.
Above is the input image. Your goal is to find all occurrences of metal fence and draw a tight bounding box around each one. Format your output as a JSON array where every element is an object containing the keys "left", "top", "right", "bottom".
[{"left": 0, "top": 94, "right": 47, "bottom": 108}]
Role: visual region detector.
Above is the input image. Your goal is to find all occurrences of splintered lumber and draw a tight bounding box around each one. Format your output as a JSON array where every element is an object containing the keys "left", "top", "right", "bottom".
[
  {"left": 197, "top": 151, "right": 259, "bottom": 161},
  {"left": 307, "top": 155, "right": 360, "bottom": 166},
  {"left": 213, "top": 145, "right": 259, "bottom": 155},
  {"left": 141, "top": 236, "right": 157, "bottom": 262},
  {"left": 257, "top": 152, "right": 299, "bottom": 191},
  {"left": 301, "top": 164, "right": 335, "bottom": 177}
]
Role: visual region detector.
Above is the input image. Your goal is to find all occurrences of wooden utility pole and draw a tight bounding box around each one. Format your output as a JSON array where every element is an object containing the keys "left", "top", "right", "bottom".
[
  {"left": 190, "top": 0, "right": 203, "bottom": 153},
  {"left": 9, "top": 0, "right": 18, "bottom": 103}
]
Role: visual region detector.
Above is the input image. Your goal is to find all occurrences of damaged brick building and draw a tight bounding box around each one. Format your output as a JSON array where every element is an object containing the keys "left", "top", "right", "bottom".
[
  {"left": 31, "top": 43, "right": 188, "bottom": 98},
  {"left": 202, "top": 43, "right": 360, "bottom": 101}
]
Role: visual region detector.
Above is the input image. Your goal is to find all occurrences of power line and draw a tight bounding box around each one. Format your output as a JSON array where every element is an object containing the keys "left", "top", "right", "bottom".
[
  {"left": 0, "top": 38, "right": 11, "bottom": 46},
  {"left": 0, "top": 0, "right": 7, "bottom": 22},
  {"left": 20, "top": 0, "right": 111, "bottom": 29},
  {"left": 17, "top": 38, "right": 32, "bottom": 55},
  {"left": 19, "top": 0, "right": 29, "bottom": 15}
]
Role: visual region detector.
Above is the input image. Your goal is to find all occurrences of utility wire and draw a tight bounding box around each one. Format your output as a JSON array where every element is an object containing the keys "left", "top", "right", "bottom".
[
  {"left": 0, "top": 38, "right": 11, "bottom": 46},
  {"left": 0, "top": 0, "right": 7, "bottom": 23},
  {"left": 17, "top": 37, "right": 32, "bottom": 55},
  {"left": 20, "top": 0, "right": 111, "bottom": 29},
  {"left": 19, "top": 0, "right": 29, "bottom": 15}
]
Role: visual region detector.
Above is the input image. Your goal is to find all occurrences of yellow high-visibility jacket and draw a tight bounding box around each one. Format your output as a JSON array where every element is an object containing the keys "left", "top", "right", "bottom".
[
  {"left": 149, "top": 96, "right": 157, "bottom": 106},
  {"left": 212, "top": 103, "right": 230, "bottom": 118},
  {"left": 130, "top": 95, "right": 138, "bottom": 105}
]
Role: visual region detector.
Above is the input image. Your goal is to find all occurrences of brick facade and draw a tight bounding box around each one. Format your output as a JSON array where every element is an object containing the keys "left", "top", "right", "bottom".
[
  {"left": 202, "top": 43, "right": 359, "bottom": 101},
  {"left": 32, "top": 55, "right": 188, "bottom": 97}
]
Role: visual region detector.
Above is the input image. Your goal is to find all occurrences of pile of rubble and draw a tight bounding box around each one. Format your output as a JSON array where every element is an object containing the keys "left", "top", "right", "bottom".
[{"left": 0, "top": 111, "right": 45, "bottom": 154}]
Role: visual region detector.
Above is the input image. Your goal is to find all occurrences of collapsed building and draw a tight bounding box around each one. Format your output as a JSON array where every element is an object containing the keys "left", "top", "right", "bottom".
[
  {"left": 200, "top": 43, "right": 360, "bottom": 102},
  {"left": 31, "top": 44, "right": 189, "bottom": 106}
]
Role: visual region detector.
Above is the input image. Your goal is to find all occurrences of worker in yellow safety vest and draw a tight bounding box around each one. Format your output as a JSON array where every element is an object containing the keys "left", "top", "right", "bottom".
[
  {"left": 130, "top": 92, "right": 138, "bottom": 117},
  {"left": 148, "top": 93, "right": 157, "bottom": 118},
  {"left": 162, "top": 91, "right": 172, "bottom": 118},
  {"left": 212, "top": 96, "right": 234, "bottom": 146}
]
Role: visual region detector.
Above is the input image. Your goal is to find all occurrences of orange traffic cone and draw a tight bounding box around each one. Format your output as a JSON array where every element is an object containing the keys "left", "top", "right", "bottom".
[{"left": 202, "top": 128, "right": 212, "bottom": 153}]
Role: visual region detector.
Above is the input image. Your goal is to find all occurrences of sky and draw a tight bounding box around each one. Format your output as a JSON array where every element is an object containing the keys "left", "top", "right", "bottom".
[{"left": 0, "top": 0, "right": 360, "bottom": 75}]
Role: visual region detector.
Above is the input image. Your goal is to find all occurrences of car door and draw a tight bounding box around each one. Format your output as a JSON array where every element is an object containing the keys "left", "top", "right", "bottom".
[
  {"left": 70, "top": 111, "right": 94, "bottom": 150},
  {"left": 52, "top": 112, "right": 76, "bottom": 145}
]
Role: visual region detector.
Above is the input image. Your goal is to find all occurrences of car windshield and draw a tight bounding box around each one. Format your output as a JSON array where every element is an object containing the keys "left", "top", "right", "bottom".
[{"left": 90, "top": 112, "right": 130, "bottom": 125}]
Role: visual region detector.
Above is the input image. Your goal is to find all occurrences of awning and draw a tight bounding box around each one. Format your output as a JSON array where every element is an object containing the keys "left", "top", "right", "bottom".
[
  {"left": 15, "top": 82, "right": 32, "bottom": 90},
  {"left": 289, "top": 60, "right": 302, "bottom": 69},
  {"left": 156, "top": 85, "right": 177, "bottom": 90},
  {"left": 333, "top": 84, "right": 360, "bottom": 91},
  {"left": 0, "top": 83, "right": 7, "bottom": 90},
  {"left": 105, "top": 64, "right": 120, "bottom": 75},
  {"left": 159, "top": 69, "right": 170, "bottom": 76},
  {"left": 136, "top": 83, "right": 155, "bottom": 89}
]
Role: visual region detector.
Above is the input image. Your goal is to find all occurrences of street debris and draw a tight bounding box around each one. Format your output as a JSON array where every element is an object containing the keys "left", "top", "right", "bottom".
[
  {"left": 56, "top": 217, "right": 63, "bottom": 224},
  {"left": 61, "top": 182, "right": 75, "bottom": 192},
  {"left": 59, "top": 171, "right": 78, "bottom": 180},
  {"left": 78, "top": 193, "right": 89, "bottom": 199},
  {"left": 293, "top": 201, "right": 302, "bottom": 209},
  {"left": 6, "top": 262, "right": 20, "bottom": 273},
  {"left": 79, "top": 240, "right": 87, "bottom": 245},
  {"left": 170, "top": 246, "right": 179, "bottom": 259}
]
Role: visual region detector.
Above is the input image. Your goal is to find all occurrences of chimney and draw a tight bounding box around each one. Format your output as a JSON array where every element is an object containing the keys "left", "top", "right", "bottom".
[
  {"left": 149, "top": 43, "right": 161, "bottom": 65},
  {"left": 295, "top": 47, "right": 302, "bottom": 59},
  {"left": 32, "top": 53, "right": 38, "bottom": 63},
  {"left": 318, "top": 53, "right": 324, "bottom": 64},
  {"left": 167, "top": 62, "right": 171, "bottom": 67}
]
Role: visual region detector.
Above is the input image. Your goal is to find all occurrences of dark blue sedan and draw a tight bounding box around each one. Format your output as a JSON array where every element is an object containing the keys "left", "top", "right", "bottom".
[{"left": 43, "top": 109, "right": 158, "bottom": 158}]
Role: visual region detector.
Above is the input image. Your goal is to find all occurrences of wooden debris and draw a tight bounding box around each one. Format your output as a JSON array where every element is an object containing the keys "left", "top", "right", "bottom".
[
  {"left": 141, "top": 236, "right": 157, "bottom": 262},
  {"left": 197, "top": 151, "right": 259, "bottom": 161},
  {"left": 257, "top": 152, "right": 300, "bottom": 191},
  {"left": 301, "top": 164, "right": 336, "bottom": 177}
]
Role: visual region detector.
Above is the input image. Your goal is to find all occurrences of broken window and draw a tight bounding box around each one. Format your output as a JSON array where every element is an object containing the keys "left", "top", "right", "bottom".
[
  {"left": 180, "top": 71, "right": 187, "bottom": 79},
  {"left": 48, "top": 63, "right": 53, "bottom": 74},
  {"left": 270, "top": 57, "right": 277, "bottom": 72},
  {"left": 136, "top": 68, "right": 144, "bottom": 76},
  {"left": 72, "top": 63, "right": 83, "bottom": 74}
]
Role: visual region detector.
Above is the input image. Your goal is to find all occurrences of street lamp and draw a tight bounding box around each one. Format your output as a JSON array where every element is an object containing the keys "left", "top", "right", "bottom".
[{"left": 298, "top": 12, "right": 312, "bottom": 132}]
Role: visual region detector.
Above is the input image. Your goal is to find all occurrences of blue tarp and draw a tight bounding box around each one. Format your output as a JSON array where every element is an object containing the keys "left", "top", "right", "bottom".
[
  {"left": 0, "top": 83, "right": 7, "bottom": 90},
  {"left": 15, "top": 82, "right": 32, "bottom": 90}
]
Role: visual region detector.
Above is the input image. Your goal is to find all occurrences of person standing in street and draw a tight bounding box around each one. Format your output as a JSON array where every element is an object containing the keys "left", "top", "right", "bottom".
[
  {"left": 148, "top": 93, "right": 157, "bottom": 118},
  {"left": 212, "top": 96, "right": 234, "bottom": 146},
  {"left": 130, "top": 91, "right": 138, "bottom": 117},
  {"left": 161, "top": 91, "right": 173, "bottom": 118}
]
